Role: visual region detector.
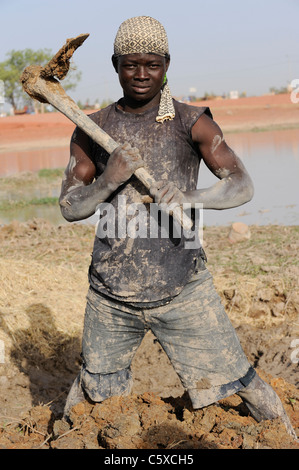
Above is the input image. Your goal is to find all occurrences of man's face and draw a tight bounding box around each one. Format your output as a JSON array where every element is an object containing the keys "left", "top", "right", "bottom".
[{"left": 116, "top": 53, "right": 170, "bottom": 103}]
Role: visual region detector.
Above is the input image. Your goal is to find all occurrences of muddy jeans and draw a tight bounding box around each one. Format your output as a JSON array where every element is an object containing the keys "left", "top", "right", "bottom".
[{"left": 81, "top": 264, "right": 255, "bottom": 408}]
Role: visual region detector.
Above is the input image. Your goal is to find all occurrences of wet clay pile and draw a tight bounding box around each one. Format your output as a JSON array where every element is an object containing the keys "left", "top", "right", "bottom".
[{"left": 0, "top": 369, "right": 298, "bottom": 449}]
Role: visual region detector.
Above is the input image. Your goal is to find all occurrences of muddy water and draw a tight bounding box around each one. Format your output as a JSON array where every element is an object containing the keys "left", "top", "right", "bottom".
[
  {"left": 199, "top": 128, "right": 299, "bottom": 226},
  {"left": 0, "top": 147, "right": 69, "bottom": 176},
  {"left": 0, "top": 128, "right": 298, "bottom": 226}
]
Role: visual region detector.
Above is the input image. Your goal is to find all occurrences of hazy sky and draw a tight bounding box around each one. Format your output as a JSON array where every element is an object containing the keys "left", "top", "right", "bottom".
[{"left": 0, "top": 0, "right": 298, "bottom": 105}]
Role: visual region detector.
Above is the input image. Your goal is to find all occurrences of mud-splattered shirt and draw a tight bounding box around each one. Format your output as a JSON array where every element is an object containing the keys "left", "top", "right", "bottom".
[{"left": 87, "top": 99, "right": 212, "bottom": 304}]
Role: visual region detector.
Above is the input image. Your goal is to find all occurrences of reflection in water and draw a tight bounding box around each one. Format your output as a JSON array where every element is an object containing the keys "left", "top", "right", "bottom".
[
  {"left": 0, "top": 147, "right": 69, "bottom": 177},
  {"left": 0, "top": 129, "right": 298, "bottom": 226}
]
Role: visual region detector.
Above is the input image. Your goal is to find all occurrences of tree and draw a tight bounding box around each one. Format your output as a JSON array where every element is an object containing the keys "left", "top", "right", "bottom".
[
  {"left": 269, "top": 85, "right": 288, "bottom": 95},
  {"left": 0, "top": 48, "right": 81, "bottom": 111}
]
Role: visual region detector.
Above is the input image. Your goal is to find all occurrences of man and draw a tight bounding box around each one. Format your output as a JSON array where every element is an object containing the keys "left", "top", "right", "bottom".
[{"left": 59, "top": 16, "right": 297, "bottom": 439}]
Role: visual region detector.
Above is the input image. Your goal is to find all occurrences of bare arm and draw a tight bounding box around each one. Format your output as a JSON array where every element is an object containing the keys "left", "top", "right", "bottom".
[
  {"left": 150, "top": 113, "right": 254, "bottom": 210},
  {"left": 59, "top": 126, "right": 143, "bottom": 222},
  {"left": 190, "top": 114, "right": 254, "bottom": 209}
]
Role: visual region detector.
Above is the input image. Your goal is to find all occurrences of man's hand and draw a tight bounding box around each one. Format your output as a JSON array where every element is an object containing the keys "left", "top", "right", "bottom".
[
  {"left": 150, "top": 180, "right": 187, "bottom": 207},
  {"left": 59, "top": 130, "right": 145, "bottom": 222},
  {"left": 103, "top": 142, "right": 144, "bottom": 188}
]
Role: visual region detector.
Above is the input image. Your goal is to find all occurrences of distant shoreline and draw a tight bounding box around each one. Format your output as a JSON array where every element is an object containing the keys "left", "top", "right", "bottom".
[
  {"left": 192, "top": 92, "right": 299, "bottom": 134},
  {"left": 222, "top": 122, "right": 299, "bottom": 134},
  {"left": 1, "top": 93, "right": 299, "bottom": 154}
]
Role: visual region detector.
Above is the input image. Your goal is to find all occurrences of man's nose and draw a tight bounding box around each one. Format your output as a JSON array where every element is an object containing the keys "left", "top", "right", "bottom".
[{"left": 134, "top": 66, "right": 149, "bottom": 80}]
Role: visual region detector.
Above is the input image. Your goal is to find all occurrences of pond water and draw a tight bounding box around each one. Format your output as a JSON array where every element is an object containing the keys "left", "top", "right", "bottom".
[
  {"left": 0, "top": 128, "right": 298, "bottom": 226},
  {"left": 199, "top": 128, "right": 299, "bottom": 226},
  {"left": 0, "top": 147, "right": 69, "bottom": 177},
  {"left": 199, "top": 129, "right": 299, "bottom": 225}
]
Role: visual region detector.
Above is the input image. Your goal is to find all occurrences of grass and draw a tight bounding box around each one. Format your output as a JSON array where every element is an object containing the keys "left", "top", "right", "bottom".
[
  {"left": 0, "top": 197, "right": 59, "bottom": 211},
  {"left": 37, "top": 168, "right": 65, "bottom": 179},
  {"left": 0, "top": 169, "right": 63, "bottom": 212},
  {"left": 208, "top": 225, "right": 299, "bottom": 277},
  {"left": 0, "top": 168, "right": 63, "bottom": 189}
]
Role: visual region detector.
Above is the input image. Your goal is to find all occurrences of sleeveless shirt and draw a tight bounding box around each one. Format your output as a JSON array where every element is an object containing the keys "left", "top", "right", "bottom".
[{"left": 87, "top": 99, "right": 212, "bottom": 304}]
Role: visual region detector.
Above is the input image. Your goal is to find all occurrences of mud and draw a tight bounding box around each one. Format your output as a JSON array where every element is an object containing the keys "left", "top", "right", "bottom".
[
  {"left": 0, "top": 368, "right": 298, "bottom": 450},
  {"left": 0, "top": 221, "right": 298, "bottom": 450},
  {"left": 20, "top": 34, "right": 90, "bottom": 103},
  {"left": 40, "top": 34, "right": 89, "bottom": 81}
]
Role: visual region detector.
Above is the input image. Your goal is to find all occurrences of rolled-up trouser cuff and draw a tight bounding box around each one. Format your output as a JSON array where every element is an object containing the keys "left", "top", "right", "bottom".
[
  {"left": 81, "top": 364, "right": 133, "bottom": 403},
  {"left": 189, "top": 366, "right": 256, "bottom": 409},
  {"left": 239, "top": 365, "right": 256, "bottom": 387}
]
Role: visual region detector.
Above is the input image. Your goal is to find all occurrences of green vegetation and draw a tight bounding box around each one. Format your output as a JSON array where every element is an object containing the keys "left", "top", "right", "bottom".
[
  {"left": 269, "top": 86, "right": 289, "bottom": 95},
  {"left": 206, "top": 224, "right": 299, "bottom": 281},
  {"left": 0, "top": 169, "right": 62, "bottom": 213},
  {"left": 37, "top": 168, "right": 65, "bottom": 179},
  {"left": 0, "top": 197, "right": 58, "bottom": 211},
  {"left": 0, "top": 49, "right": 52, "bottom": 110},
  {"left": 0, "top": 49, "right": 81, "bottom": 111}
]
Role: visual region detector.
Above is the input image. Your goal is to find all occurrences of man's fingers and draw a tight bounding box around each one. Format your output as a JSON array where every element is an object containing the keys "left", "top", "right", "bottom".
[
  {"left": 150, "top": 181, "right": 179, "bottom": 204},
  {"left": 105, "top": 142, "right": 145, "bottom": 187},
  {"left": 120, "top": 143, "right": 141, "bottom": 160}
]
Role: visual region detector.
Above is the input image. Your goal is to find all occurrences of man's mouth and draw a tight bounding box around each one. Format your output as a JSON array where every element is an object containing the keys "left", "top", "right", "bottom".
[{"left": 132, "top": 85, "right": 151, "bottom": 93}]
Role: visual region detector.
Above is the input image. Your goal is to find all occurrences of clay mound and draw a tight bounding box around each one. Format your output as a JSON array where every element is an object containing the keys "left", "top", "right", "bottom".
[{"left": 0, "top": 370, "right": 298, "bottom": 450}]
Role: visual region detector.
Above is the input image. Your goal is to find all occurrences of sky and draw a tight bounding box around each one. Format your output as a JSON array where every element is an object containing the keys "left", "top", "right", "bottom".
[{"left": 0, "top": 0, "right": 298, "bottom": 106}]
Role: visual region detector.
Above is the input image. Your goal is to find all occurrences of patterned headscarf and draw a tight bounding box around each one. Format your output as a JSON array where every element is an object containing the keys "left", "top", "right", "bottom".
[{"left": 113, "top": 16, "right": 175, "bottom": 123}]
